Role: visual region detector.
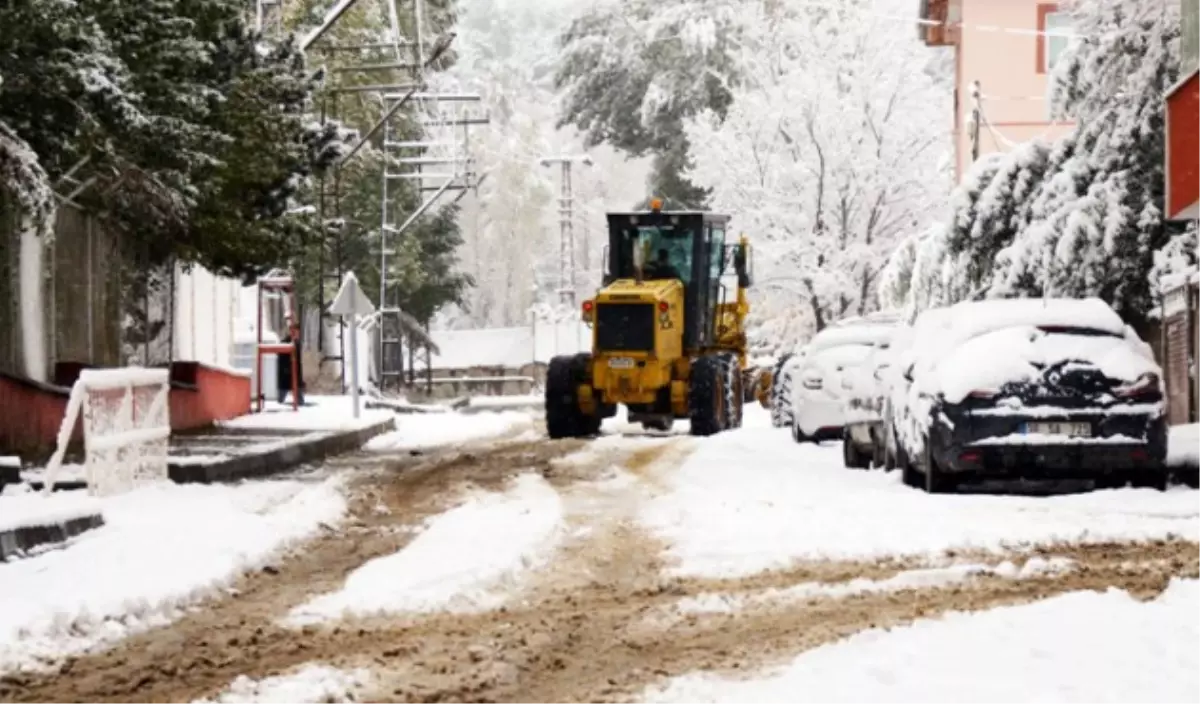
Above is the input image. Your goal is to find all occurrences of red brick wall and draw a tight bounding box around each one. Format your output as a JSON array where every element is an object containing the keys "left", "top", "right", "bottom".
[
  {"left": 169, "top": 363, "right": 251, "bottom": 432},
  {"left": 1166, "top": 70, "right": 1199, "bottom": 219}
]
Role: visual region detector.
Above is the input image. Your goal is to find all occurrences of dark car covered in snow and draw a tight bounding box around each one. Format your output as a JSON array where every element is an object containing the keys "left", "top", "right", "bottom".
[{"left": 885, "top": 298, "right": 1168, "bottom": 493}]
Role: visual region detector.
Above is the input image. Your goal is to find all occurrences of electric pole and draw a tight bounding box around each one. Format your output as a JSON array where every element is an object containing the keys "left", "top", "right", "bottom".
[{"left": 539, "top": 154, "right": 593, "bottom": 308}]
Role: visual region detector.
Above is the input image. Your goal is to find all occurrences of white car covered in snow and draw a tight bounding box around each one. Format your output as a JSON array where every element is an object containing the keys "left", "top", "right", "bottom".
[
  {"left": 841, "top": 332, "right": 899, "bottom": 468},
  {"left": 787, "top": 321, "right": 895, "bottom": 443},
  {"left": 884, "top": 297, "right": 1168, "bottom": 493}
]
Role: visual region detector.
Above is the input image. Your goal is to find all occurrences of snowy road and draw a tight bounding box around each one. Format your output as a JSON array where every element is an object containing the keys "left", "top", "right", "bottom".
[{"left": 1, "top": 407, "right": 1196, "bottom": 703}]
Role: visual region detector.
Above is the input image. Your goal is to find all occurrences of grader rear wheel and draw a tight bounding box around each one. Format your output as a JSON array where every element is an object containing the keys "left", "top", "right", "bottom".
[{"left": 688, "top": 355, "right": 725, "bottom": 437}]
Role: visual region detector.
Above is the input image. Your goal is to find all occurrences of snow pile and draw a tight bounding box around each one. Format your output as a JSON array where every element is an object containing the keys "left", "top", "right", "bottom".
[
  {"left": 675, "top": 558, "right": 1075, "bottom": 615},
  {"left": 364, "top": 410, "right": 532, "bottom": 451},
  {"left": 288, "top": 473, "right": 563, "bottom": 621},
  {"left": 199, "top": 663, "right": 372, "bottom": 703},
  {"left": 1168, "top": 423, "right": 1199, "bottom": 468},
  {"left": 644, "top": 579, "right": 1200, "bottom": 703},
  {"left": 640, "top": 408, "right": 1198, "bottom": 578},
  {"left": 0, "top": 478, "right": 347, "bottom": 673},
  {"left": 0, "top": 489, "right": 101, "bottom": 534}
]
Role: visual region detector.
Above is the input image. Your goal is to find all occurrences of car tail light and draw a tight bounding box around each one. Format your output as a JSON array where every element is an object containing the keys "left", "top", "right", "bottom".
[
  {"left": 968, "top": 389, "right": 998, "bottom": 399},
  {"left": 1115, "top": 372, "right": 1160, "bottom": 399},
  {"left": 959, "top": 450, "right": 982, "bottom": 463}
]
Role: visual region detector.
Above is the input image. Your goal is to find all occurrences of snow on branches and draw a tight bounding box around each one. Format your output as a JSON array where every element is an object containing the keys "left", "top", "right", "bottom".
[
  {"left": 890, "top": 0, "right": 1189, "bottom": 328},
  {"left": 685, "top": 1, "right": 951, "bottom": 345}
]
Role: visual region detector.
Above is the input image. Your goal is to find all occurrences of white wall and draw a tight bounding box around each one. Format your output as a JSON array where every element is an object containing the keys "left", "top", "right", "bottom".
[{"left": 173, "top": 263, "right": 240, "bottom": 367}]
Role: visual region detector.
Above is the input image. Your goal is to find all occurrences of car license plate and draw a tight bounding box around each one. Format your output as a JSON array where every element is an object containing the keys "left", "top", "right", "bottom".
[
  {"left": 608, "top": 357, "right": 636, "bottom": 369},
  {"left": 1025, "top": 421, "right": 1092, "bottom": 437}
]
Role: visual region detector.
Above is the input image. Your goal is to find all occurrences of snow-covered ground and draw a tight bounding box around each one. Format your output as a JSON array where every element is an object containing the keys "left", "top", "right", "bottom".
[
  {"left": 288, "top": 473, "right": 561, "bottom": 622},
  {"left": 365, "top": 409, "right": 533, "bottom": 452},
  {"left": 640, "top": 407, "right": 1199, "bottom": 578},
  {"left": 643, "top": 578, "right": 1200, "bottom": 703},
  {"left": 220, "top": 395, "right": 394, "bottom": 432},
  {"left": 0, "top": 478, "right": 346, "bottom": 673},
  {"left": 198, "top": 663, "right": 372, "bottom": 703}
]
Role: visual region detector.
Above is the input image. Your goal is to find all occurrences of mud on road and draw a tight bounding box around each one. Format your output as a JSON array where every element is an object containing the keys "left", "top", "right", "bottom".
[{"left": 3, "top": 434, "right": 1197, "bottom": 704}]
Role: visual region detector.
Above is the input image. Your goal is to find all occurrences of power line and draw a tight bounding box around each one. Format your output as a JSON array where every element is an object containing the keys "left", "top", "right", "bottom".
[{"left": 562, "top": 0, "right": 1088, "bottom": 46}]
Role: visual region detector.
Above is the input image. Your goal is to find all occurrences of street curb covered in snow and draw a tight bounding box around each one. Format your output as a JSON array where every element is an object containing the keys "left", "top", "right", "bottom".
[
  {"left": 0, "top": 515, "right": 105, "bottom": 562},
  {"left": 169, "top": 417, "right": 396, "bottom": 484}
]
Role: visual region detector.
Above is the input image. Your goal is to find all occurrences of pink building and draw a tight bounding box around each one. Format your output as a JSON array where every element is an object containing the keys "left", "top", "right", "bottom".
[{"left": 918, "top": 0, "right": 1076, "bottom": 180}]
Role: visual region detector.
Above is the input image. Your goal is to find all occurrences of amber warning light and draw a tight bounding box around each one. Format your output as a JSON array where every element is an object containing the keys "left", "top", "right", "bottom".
[{"left": 650, "top": 197, "right": 663, "bottom": 212}]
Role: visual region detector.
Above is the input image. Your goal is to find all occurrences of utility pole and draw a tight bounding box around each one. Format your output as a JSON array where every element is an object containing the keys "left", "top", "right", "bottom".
[{"left": 539, "top": 154, "right": 593, "bottom": 308}]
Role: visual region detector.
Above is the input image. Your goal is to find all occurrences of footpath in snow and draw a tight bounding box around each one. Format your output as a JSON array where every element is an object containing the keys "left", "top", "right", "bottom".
[
  {"left": 640, "top": 408, "right": 1199, "bottom": 579},
  {"left": 365, "top": 409, "right": 534, "bottom": 452},
  {"left": 0, "top": 478, "right": 346, "bottom": 674}
]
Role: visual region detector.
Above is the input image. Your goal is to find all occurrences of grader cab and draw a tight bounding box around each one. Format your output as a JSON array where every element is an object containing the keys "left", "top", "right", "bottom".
[{"left": 544, "top": 199, "right": 753, "bottom": 438}]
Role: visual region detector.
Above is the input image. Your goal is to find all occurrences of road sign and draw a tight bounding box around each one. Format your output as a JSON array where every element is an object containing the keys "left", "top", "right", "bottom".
[
  {"left": 329, "top": 272, "right": 376, "bottom": 317},
  {"left": 328, "top": 272, "right": 374, "bottom": 418}
]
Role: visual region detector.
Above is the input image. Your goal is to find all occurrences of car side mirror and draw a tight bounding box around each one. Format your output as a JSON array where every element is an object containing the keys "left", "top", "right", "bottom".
[{"left": 734, "top": 244, "right": 751, "bottom": 288}]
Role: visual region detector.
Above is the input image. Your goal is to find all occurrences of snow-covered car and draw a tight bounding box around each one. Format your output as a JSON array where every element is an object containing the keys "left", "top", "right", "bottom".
[
  {"left": 788, "top": 322, "right": 895, "bottom": 443},
  {"left": 885, "top": 297, "right": 1168, "bottom": 493},
  {"left": 768, "top": 310, "right": 902, "bottom": 429},
  {"left": 841, "top": 330, "right": 898, "bottom": 468}
]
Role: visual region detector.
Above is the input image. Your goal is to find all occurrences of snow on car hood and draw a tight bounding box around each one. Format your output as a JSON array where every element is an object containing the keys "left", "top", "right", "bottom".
[{"left": 930, "top": 326, "right": 1159, "bottom": 404}]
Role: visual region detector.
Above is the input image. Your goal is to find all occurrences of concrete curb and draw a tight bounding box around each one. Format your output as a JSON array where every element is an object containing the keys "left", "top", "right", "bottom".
[
  {"left": 168, "top": 417, "right": 397, "bottom": 484},
  {"left": 0, "top": 513, "right": 105, "bottom": 562}
]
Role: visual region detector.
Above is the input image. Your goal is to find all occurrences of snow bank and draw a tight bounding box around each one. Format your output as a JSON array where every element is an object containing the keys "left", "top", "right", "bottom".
[
  {"left": 220, "top": 395, "right": 393, "bottom": 432},
  {"left": 640, "top": 408, "right": 1198, "bottom": 578},
  {"left": 0, "top": 478, "right": 347, "bottom": 673},
  {"left": 364, "top": 410, "right": 532, "bottom": 451},
  {"left": 644, "top": 579, "right": 1200, "bottom": 703},
  {"left": 1168, "top": 423, "right": 1199, "bottom": 468},
  {"left": 0, "top": 489, "right": 101, "bottom": 534},
  {"left": 199, "top": 663, "right": 372, "bottom": 703},
  {"left": 288, "top": 473, "right": 562, "bottom": 621}
]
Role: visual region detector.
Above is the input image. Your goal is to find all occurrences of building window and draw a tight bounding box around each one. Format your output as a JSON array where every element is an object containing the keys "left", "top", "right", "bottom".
[
  {"left": 1037, "top": 4, "right": 1074, "bottom": 74},
  {"left": 1044, "top": 12, "right": 1071, "bottom": 72}
]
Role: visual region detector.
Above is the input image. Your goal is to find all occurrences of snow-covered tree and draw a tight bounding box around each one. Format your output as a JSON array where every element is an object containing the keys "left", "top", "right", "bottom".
[
  {"left": 553, "top": 0, "right": 745, "bottom": 205},
  {"left": 887, "top": 0, "right": 1191, "bottom": 328},
  {"left": 684, "top": 1, "right": 952, "bottom": 343},
  {"left": 430, "top": 0, "right": 650, "bottom": 330}
]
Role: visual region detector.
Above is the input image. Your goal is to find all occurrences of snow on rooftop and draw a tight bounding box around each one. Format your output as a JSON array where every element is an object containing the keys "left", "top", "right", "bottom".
[{"left": 427, "top": 322, "right": 590, "bottom": 370}]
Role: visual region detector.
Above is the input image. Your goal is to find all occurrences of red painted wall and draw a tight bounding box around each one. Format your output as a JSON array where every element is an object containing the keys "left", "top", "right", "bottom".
[
  {"left": 0, "top": 363, "right": 251, "bottom": 458},
  {"left": 0, "top": 374, "right": 79, "bottom": 457},
  {"left": 1166, "top": 70, "right": 1199, "bottom": 220}
]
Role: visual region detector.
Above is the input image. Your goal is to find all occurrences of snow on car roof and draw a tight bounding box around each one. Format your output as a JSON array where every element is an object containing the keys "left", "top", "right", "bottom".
[
  {"left": 808, "top": 322, "right": 896, "bottom": 352},
  {"left": 940, "top": 297, "right": 1126, "bottom": 342}
]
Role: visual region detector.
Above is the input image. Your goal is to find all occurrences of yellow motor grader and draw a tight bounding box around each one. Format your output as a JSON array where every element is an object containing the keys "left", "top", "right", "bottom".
[{"left": 545, "top": 198, "right": 756, "bottom": 438}]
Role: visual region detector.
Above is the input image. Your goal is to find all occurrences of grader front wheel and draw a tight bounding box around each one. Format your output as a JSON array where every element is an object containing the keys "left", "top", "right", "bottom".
[
  {"left": 689, "top": 354, "right": 743, "bottom": 436},
  {"left": 545, "top": 355, "right": 599, "bottom": 439}
]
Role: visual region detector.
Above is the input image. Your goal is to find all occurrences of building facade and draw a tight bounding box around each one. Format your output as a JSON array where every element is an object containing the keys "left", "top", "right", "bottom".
[
  {"left": 1182, "top": 0, "right": 1199, "bottom": 76},
  {"left": 919, "top": 0, "right": 1076, "bottom": 180}
]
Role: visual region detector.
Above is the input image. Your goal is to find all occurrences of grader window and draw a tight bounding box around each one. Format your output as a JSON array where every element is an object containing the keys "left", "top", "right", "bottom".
[{"left": 621, "top": 225, "right": 694, "bottom": 284}]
